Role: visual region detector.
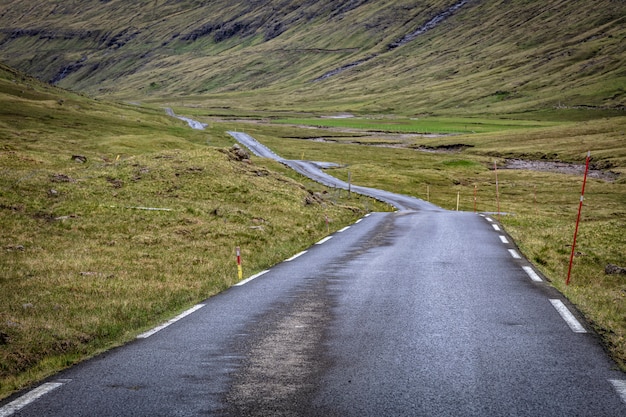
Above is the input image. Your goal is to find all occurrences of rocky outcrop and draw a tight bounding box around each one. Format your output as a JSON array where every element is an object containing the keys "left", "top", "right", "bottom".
[
  {"left": 605, "top": 264, "right": 626, "bottom": 275},
  {"left": 222, "top": 144, "right": 251, "bottom": 162}
]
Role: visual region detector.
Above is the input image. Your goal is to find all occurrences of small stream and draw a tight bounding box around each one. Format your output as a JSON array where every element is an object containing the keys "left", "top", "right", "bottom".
[{"left": 388, "top": 0, "right": 469, "bottom": 49}]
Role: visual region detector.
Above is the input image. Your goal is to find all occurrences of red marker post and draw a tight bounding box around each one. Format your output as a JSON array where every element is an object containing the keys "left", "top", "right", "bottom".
[
  {"left": 494, "top": 160, "right": 500, "bottom": 220},
  {"left": 566, "top": 151, "right": 591, "bottom": 286},
  {"left": 236, "top": 246, "right": 243, "bottom": 281}
]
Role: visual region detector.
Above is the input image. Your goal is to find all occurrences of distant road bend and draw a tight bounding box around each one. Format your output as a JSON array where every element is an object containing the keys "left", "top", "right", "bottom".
[
  {"left": 166, "top": 107, "right": 208, "bottom": 130},
  {"left": 227, "top": 131, "right": 439, "bottom": 211}
]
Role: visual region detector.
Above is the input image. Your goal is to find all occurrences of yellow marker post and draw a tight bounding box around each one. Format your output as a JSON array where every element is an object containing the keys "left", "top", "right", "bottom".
[{"left": 236, "top": 246, "right": 243, "bottom": 280}]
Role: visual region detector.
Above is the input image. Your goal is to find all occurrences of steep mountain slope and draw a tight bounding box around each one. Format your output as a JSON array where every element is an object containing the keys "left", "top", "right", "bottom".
[{"left": 0, "top": 0, "right": 624, "bottom": 113}]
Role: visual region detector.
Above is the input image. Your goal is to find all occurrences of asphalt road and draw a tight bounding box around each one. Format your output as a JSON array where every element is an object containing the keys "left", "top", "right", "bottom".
[
  {"left": 227, "top": 131, "right": 439, "bottom": 211},
  {"left": 2, "top": 134, "right": 625, "bottom": 416}
]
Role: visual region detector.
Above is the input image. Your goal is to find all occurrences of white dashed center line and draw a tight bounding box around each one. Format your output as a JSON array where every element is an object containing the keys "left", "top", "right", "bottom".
[
  {"left": 0, "top": 381, "right": 67, "bottom": 417},
  {"left": 285, "top": 251, "right": 307, "bottom": 262},
  {"left": 609, "top": 379, "right": 626, "bottom": 404},
  {"left": 508, "top": 249, "right": 521, "bottom": 259},
  {"left": 235, "top": 270, "right": 269, "bottom": 286},
  {"left": 137, "top": 304, "right": 205, "bottom": 339},
  {"left": 316, "top": 236, "right": 333, "bottom": 245},
  {"left": 522, "top": 266, "right": 543, "bottom": 282},
  {"left": 549, "top": 299, "right": 587, "bottom": 333}
]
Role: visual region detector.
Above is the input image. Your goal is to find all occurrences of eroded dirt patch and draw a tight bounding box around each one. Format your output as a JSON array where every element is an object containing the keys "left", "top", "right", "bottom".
[
  {"left": 503, "top": 159, "right": 619, "bottom": 182},
  {"left": 414, "top": 143, "right": 475, "bottom": 153}
]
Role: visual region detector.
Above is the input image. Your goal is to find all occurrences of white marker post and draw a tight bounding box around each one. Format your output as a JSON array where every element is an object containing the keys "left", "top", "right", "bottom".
[
  {"left": 348, "top": 170, "right": 352, "bottom": 198},
  {"left": 474, "top": 184, "right": 477, "bottom": 213}
]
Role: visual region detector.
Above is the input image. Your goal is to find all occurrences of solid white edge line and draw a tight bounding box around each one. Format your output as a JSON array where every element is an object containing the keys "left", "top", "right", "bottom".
[
  {"left": 235, "top": 270, "right": 269, "bottom": 286},
  {"left": 285, "top": 251, "right": 307, "bottom": 262},
  {"left": 137, "top": 304, "right": 205, "bottom": 339},
  {"left": 549, "top": 299, "right": 587, "bottom": 333},
  {"left": 522, "top": 266, "right": 543, "bottom": 282},
  {"left": 609, "top": 379, "right": 626, "bottom": 404},
  {"left": 508, "top": 249, "right": 521, "bottom": 259},
  {"left": 492, "top": 224, "right": 501, "bottom": 231},
  {"left": 499, "top": 235, "right": 509, "bottom": 244},
  {"left": 337, "top": 226, "right": 350, "bottom": 233},
  {"left": 0, "top": 381, "right": 65, "bottom": 417},
  {"left": 316, "top": 236, "right": 333, "bottom": 245}
]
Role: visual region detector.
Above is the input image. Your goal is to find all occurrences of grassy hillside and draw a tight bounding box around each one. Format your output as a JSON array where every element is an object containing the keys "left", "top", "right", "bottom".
[
  {"left": 0, "top": 0, "right": 623, "bottom": 114},
  {"left": 0, "top": 63, "right": 383, "bottom": 399}
]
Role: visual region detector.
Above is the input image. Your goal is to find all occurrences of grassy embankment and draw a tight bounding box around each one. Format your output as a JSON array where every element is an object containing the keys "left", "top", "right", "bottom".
[
  {"left": 0, "top": 67, "right": 387, "bottom": 399},
  {"left": 197, "top": 110, "right": 626, "bottom": 371}
]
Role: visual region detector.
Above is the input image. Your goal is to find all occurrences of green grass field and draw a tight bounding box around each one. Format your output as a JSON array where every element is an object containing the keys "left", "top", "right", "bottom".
[{"left": 273, "top": 116, "right": 559, "bottom": 134}]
